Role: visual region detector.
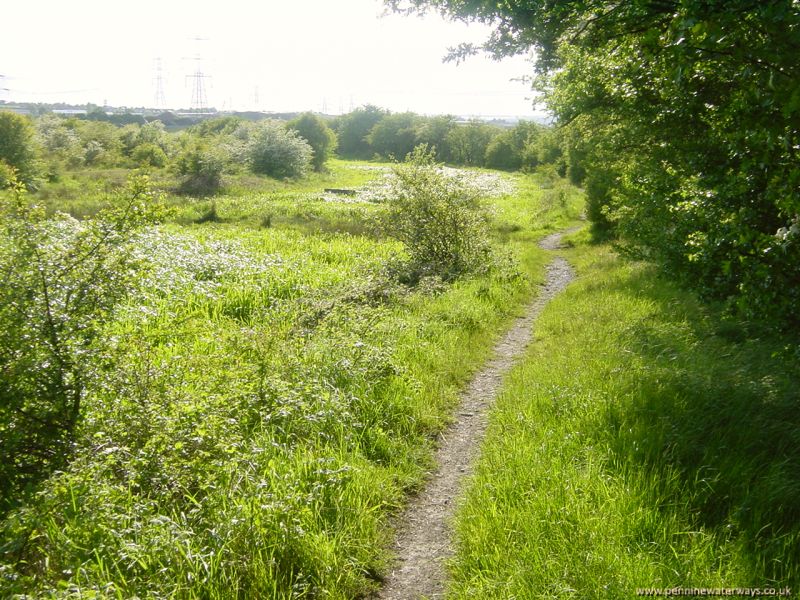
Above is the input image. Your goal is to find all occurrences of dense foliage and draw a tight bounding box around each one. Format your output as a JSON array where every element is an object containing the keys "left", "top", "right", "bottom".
[
  {"left": 0, "top": 112, "right": 38, "bottom": 185},
  {"left": 174, "top": 139, "right": 227, "bottom": 196},
  {"left": 335, "top": 104, "right": 389, "bottom": 159},
  {"left": 366, "top": 112, "right": 420, "bottom": 161},
  {"left": 394, "top": 0, "right": 800, "bottom": 326},
  {"left": 383, "top": 147, "right": 492, "bottom": 280},
  {"left": 246, "top": 120, "right": 313, "bottom": 178},
  {"left": 288, "top": 112, "right": 337, "bottom": 171},
  {"left": 2, "top": 106, "right": 568, "bottom": 202},
  {"left": 332, "top": 105, "right": 562, "bottom": 169},
  {"left": 0, "top": 176, "right": 165, "bottom": 511}
]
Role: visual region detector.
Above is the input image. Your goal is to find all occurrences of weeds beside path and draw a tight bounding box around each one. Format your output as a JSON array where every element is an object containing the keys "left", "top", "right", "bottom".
[
  {"left": 447, "top": 232, "right": 800, "bottom": 597},
  {"left": 377, "top": 227, "right": 579, "bottom": 600}
]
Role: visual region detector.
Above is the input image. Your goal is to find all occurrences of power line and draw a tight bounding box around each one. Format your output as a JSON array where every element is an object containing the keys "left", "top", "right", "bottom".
[
  {"left": 187, "top": 66, "right": 210, "bottom": 112},
  {"left": 183, "top": 37, "right": 211, "bottom": 112},
  {"left": 153, "top": 57, "right": 167, "bottom": 110}
]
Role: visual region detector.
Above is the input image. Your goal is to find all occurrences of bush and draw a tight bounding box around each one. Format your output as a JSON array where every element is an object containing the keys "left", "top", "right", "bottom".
[
  {"left": 0, "top": 112, "right": 39, "bottom": 183},
  {"left": 132, "top": 142, "right": 168, "bottom": 168},
  {"left": 175, "top": 141, "right": 226, "bottom": 196},
  {"left": 36, "top": 114, "right": 84, "bottom": 168},
  {"left": 0, "top": 175, "right": 166, "bottom": 511},
  {"left": 584, "top": 167, "right": 616, "bottom": 237},
  {"left": 248, "top": 121, "right": 312, "bottom": 179},
  {"left": 74, "top": 120, "right": 123, "bottom": 167},
  {"left": 288, "top": 112, "right": 337, "bottom": 171},
  {"left": 383, "top": 146, "right": 492, "bottom": 280}
]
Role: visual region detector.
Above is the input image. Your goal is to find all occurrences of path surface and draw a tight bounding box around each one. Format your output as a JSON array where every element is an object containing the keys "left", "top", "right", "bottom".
[{"left": 376, "top": 228, "right": 578, "bottom": 600}]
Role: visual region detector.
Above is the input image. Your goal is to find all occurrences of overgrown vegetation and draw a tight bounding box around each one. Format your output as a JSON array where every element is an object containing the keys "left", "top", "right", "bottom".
[
  {"left": 288, "top": 112, "right": 337, "bottom": 172},
  {"left": 394, "top": 0, "right": 800, "bottom": 328},
  {"left": 247, "top": 120, "right": 313, "bottom": 179},
  {"left": 450, "top": 232, "right": 800, "bottom": 596},
  {"left": 0, "top": 147, "right": 584, "bottom": 597},
  {"left": 0, "top": 175, "right": 166, "bottom": 512},
  {"left": 382, "top": 147, "right": 493, "bottom": 281},
  {"left": 0, "top": 112, "right": 38, "bottom": 186},
  {"left": 0, "top": 103, "right": 568, "bottom": 207}
]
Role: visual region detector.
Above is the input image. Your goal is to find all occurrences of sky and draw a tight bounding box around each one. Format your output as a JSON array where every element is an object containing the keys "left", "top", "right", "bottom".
[{"left": 0, "top": 0, "right": 544, "bottom": 118}]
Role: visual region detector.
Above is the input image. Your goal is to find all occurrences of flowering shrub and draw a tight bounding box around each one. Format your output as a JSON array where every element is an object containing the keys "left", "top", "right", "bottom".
[
  {"left": 0, "top": 175, "right": 166, "bottom": 510},
  {"left": 247, "top": 121, "right": 313, "bottom": 179},
  {"left": 382, "top": 146, "right": 493, "bottom": 281}
]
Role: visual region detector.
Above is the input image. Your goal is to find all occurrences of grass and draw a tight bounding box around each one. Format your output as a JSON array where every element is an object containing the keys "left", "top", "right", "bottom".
[
  {"left": 33, "top": 159, "right": 389, "bottom": 221},
  {"left": 0, "top": 162, "right": 584, "bottom": 597},
  {"left": 448, "top": 229, "right": 800, "bottom": 598}
]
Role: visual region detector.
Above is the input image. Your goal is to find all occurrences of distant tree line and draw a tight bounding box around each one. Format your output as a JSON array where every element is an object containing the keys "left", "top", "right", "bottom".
[
  {"left": 1, "top": 106, "right": 572, "bottom": 197},
  {"left": 0, "top": 111, "right": 338, "bottom": 195},
  {"left": 330, "top": 105, "right": 568, "bottom": 175}
]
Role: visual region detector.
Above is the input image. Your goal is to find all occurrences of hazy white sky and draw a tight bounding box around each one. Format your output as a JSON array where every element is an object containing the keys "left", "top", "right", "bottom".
[{"left": 1, "top": 0, "right": 542, "bottom": 117}]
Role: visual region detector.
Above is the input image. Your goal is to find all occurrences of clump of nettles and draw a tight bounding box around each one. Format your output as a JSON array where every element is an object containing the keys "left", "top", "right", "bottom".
[{"left": 382, "top": 145, "right": 506, "bottom": 284}]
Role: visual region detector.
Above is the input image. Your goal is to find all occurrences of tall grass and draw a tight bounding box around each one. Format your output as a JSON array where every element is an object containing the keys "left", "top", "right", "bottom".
[
  {"left": 0, "top": 165, "right": 583, "bottom": 597},
  {"left": 449, "top": 230, "right": 800, "bottom": 597}
]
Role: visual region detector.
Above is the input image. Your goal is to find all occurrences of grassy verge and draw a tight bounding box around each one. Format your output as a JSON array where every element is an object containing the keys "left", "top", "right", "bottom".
[
  {"left": 449, "top": 230, "right": 800, "bottom": 598},
  {"left": 0, "top": 165, "right": 583, "bottom": 598}
]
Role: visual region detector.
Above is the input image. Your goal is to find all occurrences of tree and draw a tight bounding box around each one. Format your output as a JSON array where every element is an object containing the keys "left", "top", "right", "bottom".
[
  {"left": 484, "top": 122, "right": 542, "bottom": 171},
  {"left": 73, "top": 120, "right": 123, "bottom": 166},
  {"left": 132, "top": 143, "right": 168, "bottom": 168},
  {"left": 189, "top": 115, "right": 243, "bottom": 137},
  {"left": 414, "top": 115, "right": 457, "bottom": 163},
  {"left": 446, "top": 120, "right": 497, "bottom": 167},
  {"left": 336, "top": 105, "right": 388, "bottom": 159},
  {"left": 36, "top": 114, "right": 83, "bottom": 167},
  {"left": 392, "top": 0, "right": 800, "bottom": 325},
  {"left": 288, "top": 112, "right": 337, "bottom": 171},
  {"left": 0, "top": 112, "right": 38, "bottom": 184},
  {"left": 247, "top": 121, "right": 313, "bottom": 179},
  {"left": 367, "top": 112, "right": 419, "bottom": 160}
]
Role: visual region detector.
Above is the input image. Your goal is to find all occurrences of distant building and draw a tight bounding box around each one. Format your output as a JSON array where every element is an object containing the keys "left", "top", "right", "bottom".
[
  {"left": 0, "top": 105, "right": 32, "bottom": 116},
  {"left": 52, "top": 109, "right": 88, "bottom": 116}
]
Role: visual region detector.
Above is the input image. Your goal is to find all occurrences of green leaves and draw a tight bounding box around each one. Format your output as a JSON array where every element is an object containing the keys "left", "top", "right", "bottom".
[
  {"left": 0, "top": 175, "right": 166, "bottom": 512},
  {"left": 287, "top": 113, "right": 337, "bottom": 172},
  {"left": 382, "top": 146, "right": 493, "bottom": 281},
  {"left": 393, "top": 0, "right": 800, "bottom": 325},
  {"left": 0, "top": 112, "right": 38, "bottom": 185},
  {"left": 246, "top": 121, "right": 313, "bottom": 179}
]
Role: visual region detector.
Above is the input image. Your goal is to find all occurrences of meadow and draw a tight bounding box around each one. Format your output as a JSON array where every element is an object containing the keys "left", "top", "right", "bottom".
[
  {"left": 4, "top": 126, "right": 797, "bottom": 599},
  {"left": 0, "top": 159, "right": 584, "bottom": 598}
]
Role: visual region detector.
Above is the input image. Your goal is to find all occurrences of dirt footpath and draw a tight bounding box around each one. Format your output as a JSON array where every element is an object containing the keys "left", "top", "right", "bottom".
[{"left": 377, "top": 228, "right": 578, "bottom": 600}]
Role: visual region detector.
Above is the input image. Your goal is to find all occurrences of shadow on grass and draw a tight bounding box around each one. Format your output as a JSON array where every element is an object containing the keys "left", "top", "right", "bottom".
[{"left": 601, "top": 268, "right": 800, "bottom": 585}]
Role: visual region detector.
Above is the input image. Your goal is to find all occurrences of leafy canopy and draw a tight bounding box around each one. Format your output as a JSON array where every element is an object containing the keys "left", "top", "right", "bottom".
[
  {"left": 0, "top": 112, "right": 38, "bottom": 184},
  {"left": 288, "top": 112, "right": 337, "bottom": 171},
  {"left": 391, "top": 0, "right": 800, "bottom": 325}
]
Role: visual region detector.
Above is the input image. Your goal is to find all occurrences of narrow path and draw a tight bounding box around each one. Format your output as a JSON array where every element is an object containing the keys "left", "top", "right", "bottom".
[{"left": 376, "top": 228, "right": 578, "bottom": 600}]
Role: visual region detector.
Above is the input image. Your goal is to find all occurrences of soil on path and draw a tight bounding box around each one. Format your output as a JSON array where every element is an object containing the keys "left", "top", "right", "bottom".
[{"left": 376, "top": 228, "right": 579, "bottom": 600}]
